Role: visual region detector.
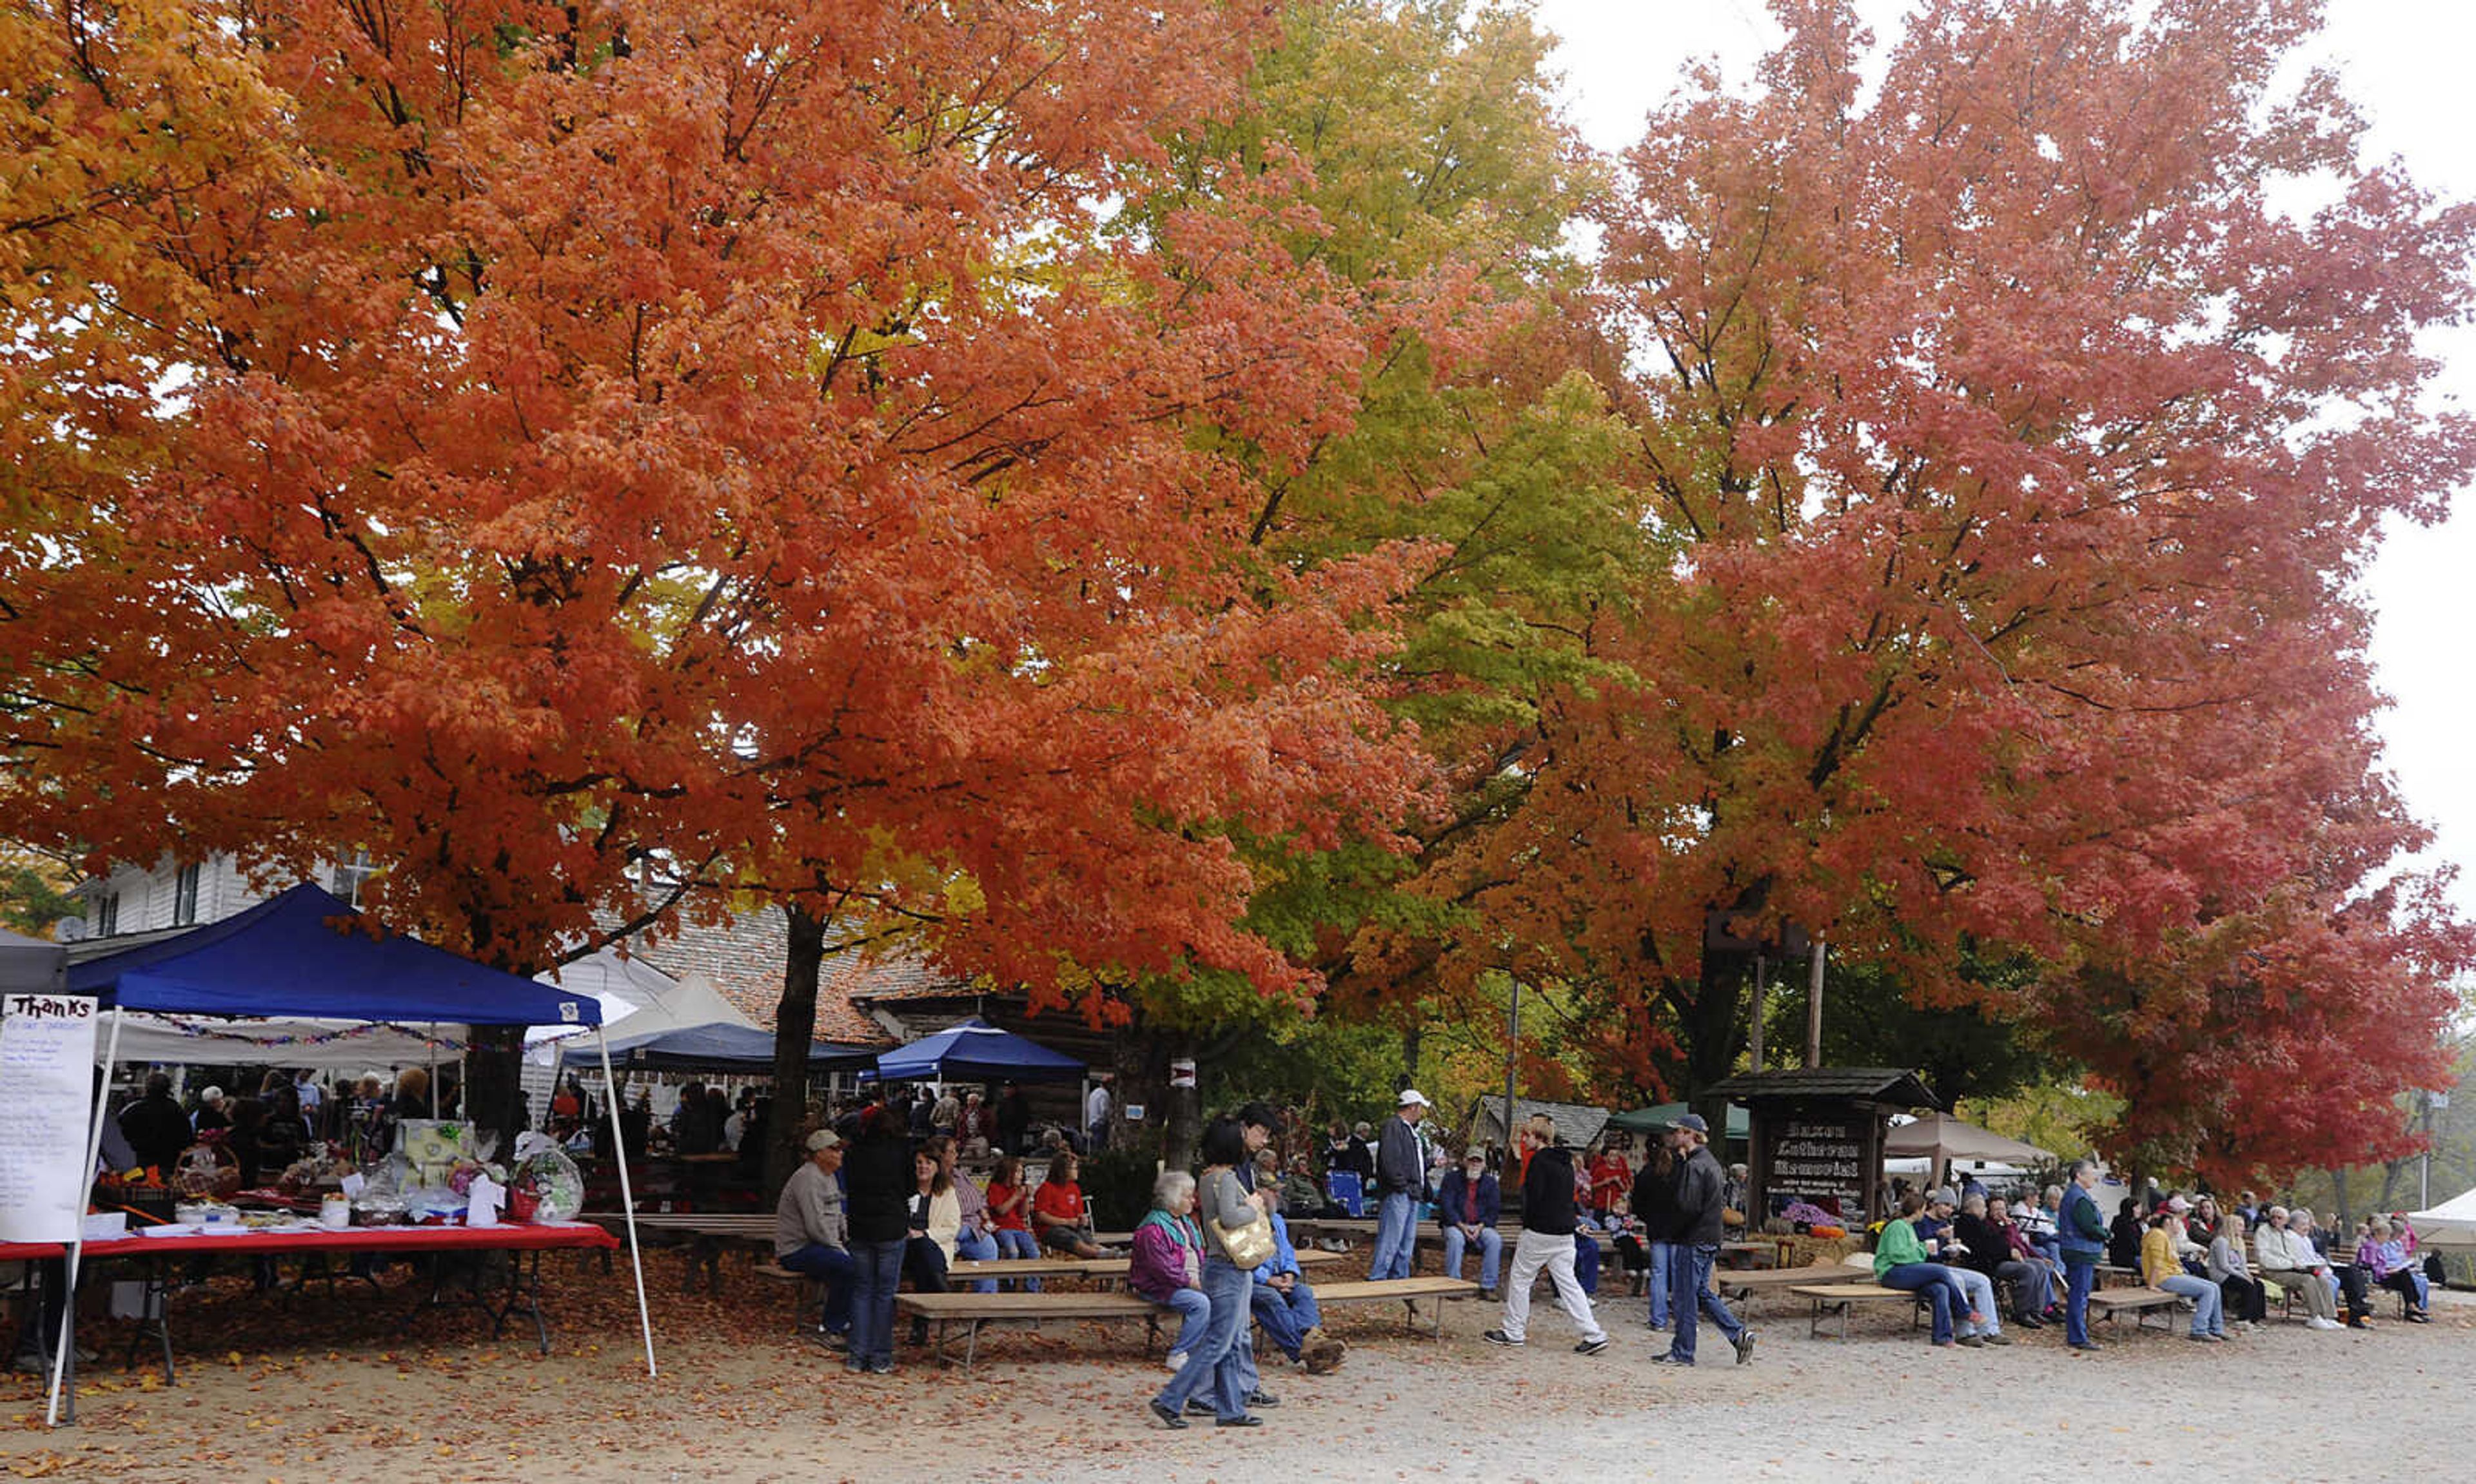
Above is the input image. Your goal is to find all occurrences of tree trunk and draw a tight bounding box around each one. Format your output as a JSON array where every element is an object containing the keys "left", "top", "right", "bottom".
[
  {"left": 463, "top": 1024, "right": 526, "bottom": 1158},
  {"left": 762, "top": 904, "right": 827, "bottom": 1202},
  {"left": 1400, "top": 1024, "right": 1422, "bottom": 1093}
]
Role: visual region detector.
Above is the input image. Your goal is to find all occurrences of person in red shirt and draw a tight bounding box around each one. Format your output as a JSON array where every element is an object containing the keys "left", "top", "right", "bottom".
[
  {"left": 1032, "top": 1150, "right": 1104, "bottom": 1258},
  {"left": 1587, "top": 1144, "right": 1632, "bottom": 1218}
]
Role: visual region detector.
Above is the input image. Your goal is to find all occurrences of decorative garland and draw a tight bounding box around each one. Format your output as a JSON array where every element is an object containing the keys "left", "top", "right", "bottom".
[{"left": 141, "top": 1015, "right": 472, "bottom": 1053}]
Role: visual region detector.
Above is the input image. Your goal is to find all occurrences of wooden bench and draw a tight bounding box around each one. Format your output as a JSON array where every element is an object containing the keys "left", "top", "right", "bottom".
[
  {"left": 1791, "top": 1282, "right": 1931, "bottom": 1340},
  {"left": 895, "top": 1274, "right": 1479, "bottom": 1370},
  {"left": 1304, "top": 1276, "right": 1480, "bottom": 1340},
  {"left": 1719, "top": 1263, "right": 1876, "bottom": 1316},
  {"left": 2088, "top": 1285, "right": 2184, "bottom": 1331}
]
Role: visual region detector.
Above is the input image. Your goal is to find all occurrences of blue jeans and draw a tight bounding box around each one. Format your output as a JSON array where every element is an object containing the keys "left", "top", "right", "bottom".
[
  {"left": 849, "top": 1238, "right": 905, "bottom": 1367},
  {"left": 1574, "top": 1232, "right": 1601, "bottom": 1295},
  {"left": 776, "top": 1242, "right": 854, "bottom": 1334},
  {"left": 1158, "top": 1285, "right": 1210, "bottom": 1360},
  {"left": 2064, "top": 1260, "right": 2097, "bottom": 1345},
  {"left": 994, "top": 1227, "right": 1043, "bottom": 1290},
  {"left": 1154, "top": 1257, "right": 1252, "bottom": 1421},
  {"left": 1370, "top": 1191, "right": 1418, "bottom": 1280},
  {"left": 1878, "top": 1262, "right": 1958, "bottom": 1344},
  {"left": 956, "top": 1226, "right": 1000, "bottom": 1293},
  {"left": 1666, "top": 1242, "right": 1745, "bottom": 1363},
  {"left": 1441, "top": 1225, "right": 1502, "bottom": 1290},
  {"left": 1250, "top": 1278, "right": 1322, "bottom": 1362},
  {"left": 1645, "top": 1240, "right": 1676, "bottom": 1326},
  {"left": 2159, "top": 1273, "right": 2223, "bottom": 1336}
]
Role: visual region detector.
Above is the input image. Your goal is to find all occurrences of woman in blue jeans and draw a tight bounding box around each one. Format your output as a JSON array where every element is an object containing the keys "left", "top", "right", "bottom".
[
  {"left": 841, "top": 1104, "right": 915, "bottom": 1374},
  {"left": 1148, "top": 1118, "right": 1266, "bottom": 1429},
  {"left": 1629, "top": 1145, "right": 1681, "bottom": 1327}
]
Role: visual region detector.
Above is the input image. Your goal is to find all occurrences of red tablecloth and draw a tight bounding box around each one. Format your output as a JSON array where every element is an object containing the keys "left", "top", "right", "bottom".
[{"left": 0, "top": 1222, "right": 614, "bottom": 1264}]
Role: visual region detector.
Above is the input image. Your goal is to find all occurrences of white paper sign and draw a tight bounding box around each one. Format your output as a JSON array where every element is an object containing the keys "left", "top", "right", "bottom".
[{"left": 0, "top": 993, "right": 101, "bottom": 1244}]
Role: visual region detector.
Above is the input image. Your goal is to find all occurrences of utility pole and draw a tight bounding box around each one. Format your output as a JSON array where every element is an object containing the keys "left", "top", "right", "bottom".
[
  {"left": 1748, "top": 953, "right": 1767, "bottom": 1072},
  {"left": 1805, "top": 938, "right": 1825, "bottom": 1068},
  {"left": 1502, "top": 979, "right": 1521, "bottom": 1154}
]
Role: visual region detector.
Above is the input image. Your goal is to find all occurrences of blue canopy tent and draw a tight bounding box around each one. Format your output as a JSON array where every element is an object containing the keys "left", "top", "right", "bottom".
[
  {"left": 70, "top": 883, "right": 600, "bottom": 1027},
  {"left": 869, "top": 1016, "right": 1085, "bottom": 1083},
  {"left": 60, "top": 883, "right": 655, "bottom": 1391},
  {"left": 600, "top": 1021, "right": 880, "bottom": 1075}
]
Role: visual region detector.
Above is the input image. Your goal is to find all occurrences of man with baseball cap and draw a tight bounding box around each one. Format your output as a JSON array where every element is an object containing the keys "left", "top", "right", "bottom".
[
  {"left": 774, "top": 1128, "right": 854, "bottom": 1347},
  {"left": 1368, "top": 1089, "right": 1430, "bottom": 1280},
  {"left": 1650, "top": 1113, "right": 1756, "bottom": 1367}
]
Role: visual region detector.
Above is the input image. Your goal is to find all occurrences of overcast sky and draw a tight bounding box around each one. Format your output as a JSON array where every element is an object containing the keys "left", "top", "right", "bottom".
[{"left": 1533, "top": 0, "right": 2476, "bottom": 918}]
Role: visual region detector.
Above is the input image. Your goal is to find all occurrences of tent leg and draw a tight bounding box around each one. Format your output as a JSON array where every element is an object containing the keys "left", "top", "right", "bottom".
[
  {"left": 50, "top": 1008, "right": 123, "bottom": 1428},
  {"left": 597, "top": 1030, "right": 657, "bottom": 1377}
]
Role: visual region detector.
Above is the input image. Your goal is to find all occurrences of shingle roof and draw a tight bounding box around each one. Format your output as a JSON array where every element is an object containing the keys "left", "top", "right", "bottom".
[
  {"left": 1465, "top": 1095, "right": 1611, "bottom": 1151},
  {"left": 1702, "top": 1067, "right": 1939, "bottom": 1108},
  {"left": 629, "top": 906, "right": 894, "bottom": 1047},
  {"left": 827, "top": 950, "right": 974, "bottom": 1004}
]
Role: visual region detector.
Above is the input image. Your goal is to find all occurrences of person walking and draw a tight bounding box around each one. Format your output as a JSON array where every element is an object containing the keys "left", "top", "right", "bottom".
[
  {"left": 841, "top": 1104, "right": 914, "bottom": 1375},
  {"left": 1148, "top": 1118, "right": 1269, "bottom": 1429},
  {"left": 2056, "top": 1158, "right": 2108, "bottom": 1351},
  {"left": 1649, "top": 1114, "right": 1755, "bottom": 1367},
  {"left": 1368, "top": 1089, "right": 1430, "bottom": 1281},
  {"left": 1481, "top": 1115, "right": 1610, "bottom": 1355}
]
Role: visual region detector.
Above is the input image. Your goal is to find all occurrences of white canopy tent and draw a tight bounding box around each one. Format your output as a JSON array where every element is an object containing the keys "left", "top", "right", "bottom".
[
  {"left": 530, "top": 948, "right": 749, "bottom": 1054},
  {"left": 1883, "top": 1113, "right": 2053, "bottom": 1187},
  {"left": 2406, "top": 1185, "right": 2476, "bottom": 1245}
]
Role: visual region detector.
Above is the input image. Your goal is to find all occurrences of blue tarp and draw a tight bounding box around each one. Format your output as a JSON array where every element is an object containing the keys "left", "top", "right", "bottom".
[
  {"left": 598, "top": 1021, "right": 879, "bottom": 1073},
  {"left": 68, "top": 883, "right": 602, "bottom": 1028},
  {"left": 870, "top": 1016, "right": 1085, "bottom": 1084}
]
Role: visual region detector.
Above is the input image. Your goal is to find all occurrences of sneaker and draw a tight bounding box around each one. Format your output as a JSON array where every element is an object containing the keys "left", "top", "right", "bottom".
[
  {"left": 2307, "top": 1316, "right": 2343, "bottom": 1331},
  {"left": 1148, "top": 1399, "right": 1187, "bottom": 1430},
  {"left": 2068, "top": 1339, "right": 2101, "bottom": 1352},
  {"left": 1480, "top": 1329, "right": 1522, "bottom": 1347},
  {"left": 1476, "top": 1288, "right": 1498, "bottom": 1302},
  {"left": 1980, "top": 1331, "right": 2011, "bottom": 1346},
  {"left": 1186, "top": 1400, "right": 1217, "bottom": 1416},
  {"left": 843, "top": 1358, "right": 867, "bottom": 1374},
  {"left": 1731, "top": 1329, "right": 1757, "bottom": 1365},
  {"left": 1245, "top": 1391, "right": 1280, "bottom": 1408},
  {"left": 865, "top": 1358, "right": 895, "bottom": 1373},
  {"left": 1955, "top": 1334, "right": 1985, "bottom": 1348},
  {"left": 1575, "top": 1336, "right": 1610, "bottom": 1356},
  {"left": 1647, "top": 1352, "right": 1692, "bottom": 1366},
  {"left": 2186, "top": 1333, "right": 2219, "bottom": 1343}
]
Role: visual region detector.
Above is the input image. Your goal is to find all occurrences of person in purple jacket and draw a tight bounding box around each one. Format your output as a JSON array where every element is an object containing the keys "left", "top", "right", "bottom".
[{"left": 1130, "top": 1170, "right": 1210, "bottom": 1371}]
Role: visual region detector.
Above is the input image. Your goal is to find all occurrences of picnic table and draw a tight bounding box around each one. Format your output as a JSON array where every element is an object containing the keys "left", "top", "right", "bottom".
[{"left": 4, "top": 1221, "right": 619, "bottom": 1402}]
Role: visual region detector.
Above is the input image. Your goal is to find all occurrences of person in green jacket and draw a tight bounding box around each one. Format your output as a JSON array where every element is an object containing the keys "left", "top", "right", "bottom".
[{"left": 1873, "top": 1193, "right": 1997, "bottom": 1346}]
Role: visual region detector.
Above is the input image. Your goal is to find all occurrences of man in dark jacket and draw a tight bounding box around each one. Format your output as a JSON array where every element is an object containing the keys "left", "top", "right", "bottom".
[
  {"left": 1368, "top": 1089, "right": 1428, "bottom": 1280},
  {"left": 1437, "top": 1151, "right": 1504, "bottom": 1296},
  {"left": 117, "top": 1073, "right": 193, "bottom": 1176},
  {"left": 1651, "top": 1113, "right": 1756, "bottom": 1367},
  {"left": 1481, "top": 1115, "right": 1607, "bottom": 1352}
]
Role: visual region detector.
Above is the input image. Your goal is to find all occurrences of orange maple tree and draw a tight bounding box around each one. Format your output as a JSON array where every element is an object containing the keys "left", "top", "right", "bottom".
[
  {"left": 1, "top": 1, "right": 1434, "bottom": 1138},
  {"left": 1393, "top": 0, "right": 2476, "bottom": 1180}
]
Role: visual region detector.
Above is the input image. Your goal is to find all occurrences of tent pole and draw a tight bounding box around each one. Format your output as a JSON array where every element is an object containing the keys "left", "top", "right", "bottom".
[
  {"left": 597, "top": 1027, "right": 656, "bottom": 1377},
  {"left": 429, "top": 1026, "right": 439, "bottom": 1116},
  {"left": 50, "top": 1007, "right": 123, "bottom": 1429}
]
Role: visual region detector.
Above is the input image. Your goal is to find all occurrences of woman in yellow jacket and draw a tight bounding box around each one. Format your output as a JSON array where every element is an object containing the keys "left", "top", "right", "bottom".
[{"left": 2139, "top": 1210, "right": 2226, "bottom": 1341}]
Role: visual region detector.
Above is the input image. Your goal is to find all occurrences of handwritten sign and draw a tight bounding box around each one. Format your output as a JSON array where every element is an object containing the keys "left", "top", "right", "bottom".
[{"left": 0, "top": 993, "right": 100, "bottom": 1243}]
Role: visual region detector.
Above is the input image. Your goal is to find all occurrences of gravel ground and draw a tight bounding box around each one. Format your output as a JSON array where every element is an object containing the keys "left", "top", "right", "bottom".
[{"left": 3, "top": 1269, "right": 2465, "bottom": 1481}]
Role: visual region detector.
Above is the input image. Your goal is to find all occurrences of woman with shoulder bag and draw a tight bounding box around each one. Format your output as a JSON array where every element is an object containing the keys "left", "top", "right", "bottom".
[{"left": 1147, "top": 1118, "right": 1269, "bottom": 1430}]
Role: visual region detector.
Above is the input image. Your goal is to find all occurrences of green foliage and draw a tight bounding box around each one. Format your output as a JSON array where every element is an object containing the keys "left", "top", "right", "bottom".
[
  {"left": 1807, "top": 952, "right": 2059, "bottom": 1108},
  {"left": 1203, "top": 1011, "right": 1411, "bottom": 1124},
  {"left": 1083, "top": 1136, "right": 1170, "bottom": 1232},
  {"left": 0, "top": 852, "right": 79, "bottom": 936}
]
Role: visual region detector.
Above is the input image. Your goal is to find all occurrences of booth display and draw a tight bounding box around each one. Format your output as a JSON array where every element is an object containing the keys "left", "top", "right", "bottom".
[{"left": 30, "top": 883, "right": 658, "bottom": 1427}]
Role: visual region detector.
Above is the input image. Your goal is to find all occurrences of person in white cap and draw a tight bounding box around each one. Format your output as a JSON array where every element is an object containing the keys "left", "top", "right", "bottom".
[
  {"left": 1369, "top": 1089, "right": 1430, "bottom": 1280},
  {"left": 774, "top": 1129, "right": 854, "bottom": 1348},
  {"left": 192, "top": 1086, "right": 230, "bottom": 1134}
]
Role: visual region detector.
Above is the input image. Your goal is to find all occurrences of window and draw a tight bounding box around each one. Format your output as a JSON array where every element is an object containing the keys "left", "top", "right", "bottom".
[
  {"left": 97, "top": 892, "right": 120, "bottom": 936},
  {"left": 172, "top": 863, "right": 201, "bottom": 926},
  {"left": 329, "top": 850, "right": 377, "bottom": 908}
]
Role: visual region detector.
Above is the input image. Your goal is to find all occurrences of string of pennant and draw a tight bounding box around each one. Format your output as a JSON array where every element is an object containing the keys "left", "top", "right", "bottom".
[{"left": 146, "top": 1015, "right": 471, "bottom": 1053}]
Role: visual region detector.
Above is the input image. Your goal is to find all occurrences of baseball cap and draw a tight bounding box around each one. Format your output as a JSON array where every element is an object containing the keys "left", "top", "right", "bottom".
[
  {"left": 1928, "top": 1187, "right": 1956, "bottom": 1206},
  {"left": 1464, "top": 1149, "right": 1486, "bottom": 1164},
  {"left": 1397, "top": 1089, "right": 1431, "bottom": 1108},
  {"left": 2165, "top": 1195, "right": 2191, "bottom": 1213},
  {"left": 1673, "top": 1113, "right": 1709, "bottom": 1134},
  {"left": 804, "top": 1129, "right": 843, "bottom": 1153},
  {"left": 201, "top": 1086, "right": 224, "bottom": 1103}
]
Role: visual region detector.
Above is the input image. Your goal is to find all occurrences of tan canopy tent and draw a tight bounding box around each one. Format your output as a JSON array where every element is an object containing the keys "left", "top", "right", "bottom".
[
  {"left": 2407, "top": 1186, "right": 2476, "bottom": 1246},
  {"left": 1883, "top": 1112, "right": 2051, "bottom": 1184}
]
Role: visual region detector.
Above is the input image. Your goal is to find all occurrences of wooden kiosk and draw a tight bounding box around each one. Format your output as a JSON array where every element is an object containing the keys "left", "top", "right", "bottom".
[{"left": 1702, "top": 1067, "right": 1937, "bottom": 1229}]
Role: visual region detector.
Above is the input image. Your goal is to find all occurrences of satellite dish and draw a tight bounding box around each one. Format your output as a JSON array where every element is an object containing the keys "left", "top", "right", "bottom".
[{"left": 54, "top": 915, "right": 88, "bottom": 942}]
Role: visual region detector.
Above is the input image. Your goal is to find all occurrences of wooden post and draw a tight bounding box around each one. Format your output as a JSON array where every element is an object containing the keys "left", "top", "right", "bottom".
[
  {"left": 1747, "top": 954, "right": 1767, "bottom": 1073},
  {"left": 1805, "top": 938, "right": 1825, "bottom": 1068}
]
